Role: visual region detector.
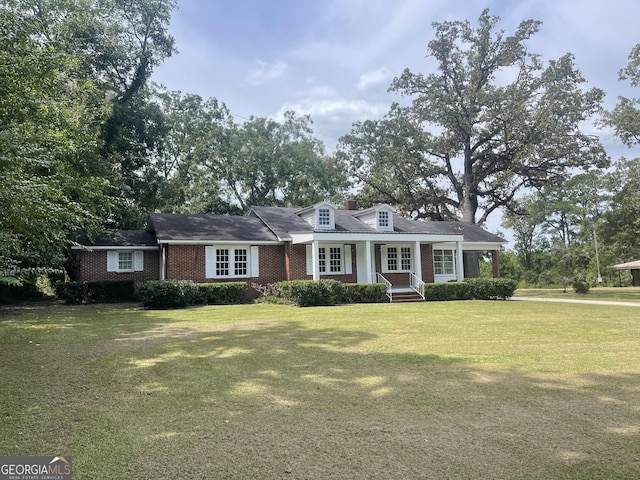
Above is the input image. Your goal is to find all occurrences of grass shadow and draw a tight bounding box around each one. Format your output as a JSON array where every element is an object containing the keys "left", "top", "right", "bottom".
[{"left": 2, "top": 303, "right": 640, "bottom": 479}]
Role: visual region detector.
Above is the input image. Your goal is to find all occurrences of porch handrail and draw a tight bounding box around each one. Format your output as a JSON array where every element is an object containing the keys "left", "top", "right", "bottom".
[
  {"left": 376, "top": 272, "right": 393, "bottom": 302},
  {"left": 409, "top": 273, "right": 425, "bottom": 299}
]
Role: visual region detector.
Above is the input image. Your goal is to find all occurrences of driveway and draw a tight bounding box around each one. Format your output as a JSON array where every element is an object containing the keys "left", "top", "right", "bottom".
[{"left": 511, "top": 297, "right": 640, "bottom": 307}]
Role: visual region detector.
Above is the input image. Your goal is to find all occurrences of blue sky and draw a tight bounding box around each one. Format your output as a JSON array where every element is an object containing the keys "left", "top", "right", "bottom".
[{"left": 152, "top": 0, "right": 640, "bottom": 235}]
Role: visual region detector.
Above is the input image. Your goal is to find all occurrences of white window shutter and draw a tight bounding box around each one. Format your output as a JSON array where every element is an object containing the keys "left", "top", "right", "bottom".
[
  {"left": 205, "top": 246, "right": 215, "bottom": 278},
  {"left": 250, "top": 246, "right": 259, "bottom": 277},
  {"left": 134, "top": 251, "right": 144, "bottom": 271},
  {"left": 306, "top": 245, "right": 312, "bottom": 275},
  {"left": 345, "top": 245, "right": 352, "bottom": 274},
  {"left": 107, "top": 251, "right": 118, "bottom": 272}
]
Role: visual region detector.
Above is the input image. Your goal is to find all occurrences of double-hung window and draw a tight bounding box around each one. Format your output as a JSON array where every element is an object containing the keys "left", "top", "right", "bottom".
[
  {"left": 317, "top": 208, "right": 332, "bottom": 228},
  {"left": 317, "top": 246, "right": 342, "bottom": 273},
  {"left": 400, "top": 247, "right": 412, "bottom": 271},
  {"left": 327, "top": 247, "right": 342, "bottom": 273},
  {"left": 107, "top": 251, "right": 144, "bottom": 273},
  {"left": 306, "top": 244, "right": 351, "bottom": 275},
  {"left": 433, "top": 249, "right": 455, "bottom": 275},
  {"left": 206, "top": 246, "right": 258, "bottom": 278},
  {"left": 382, "top": 245, "right": 412, "bottom": 273},
  {"left": 378, "top": 211, "right": 389, "bottom": 228}
]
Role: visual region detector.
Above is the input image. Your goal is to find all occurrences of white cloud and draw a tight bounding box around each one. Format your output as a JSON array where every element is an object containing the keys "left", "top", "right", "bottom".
[
  {"left": 295, "top": 84, "right": 339, "bottom": 99},
  {"left": 247, "top": 60, "right": 288, "bottom": 85},
  {"left": 356, "top": 67, "right": 394, "bottom": 91},
  {"left": 279, "top": 98, "right": 387, "bottom": 119},
  {"left": 275, "top": 98, "right": 390, "bottom": 149}
]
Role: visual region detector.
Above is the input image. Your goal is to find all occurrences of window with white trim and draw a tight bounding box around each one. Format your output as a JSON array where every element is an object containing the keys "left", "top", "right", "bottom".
[
  {"left": 119, "top": 252, "right": 133, "bottom": 271},
  {"left": 318, "top": 247, "right": 326, "bottom": 273},
  {"left": 387, "top": 247, "right": 398, "bottom": 271},
  {"left": 107, "top": 251, "right": 144, "bottom": 273},
  {"left": 216, "top": 248, "right": 230, "bottom": 276},
  {"left": 433, "top": 249, "right": 456, "bottom": 275},
  {"left": 328, "top": 247, "right": 342, "bottom": 273},
  {"left": 378, "top": 211, "right": 389, "bottom": 228},
  {"left": 400, "top": 247, "right": 412, "bottom": 271},
  {"left": 382, "top": 245, "right": 412, "bottom": 273},
  {"left": 306, "top": 244, "right": 352, "bottom": 275},
  {"left": 235, "top": 249, "right": 248, "bottom": 276},
  {"left": 318, "top": 208, "right": 331, "bottom": 228},
  {"left": 317, "top": 246, "right": 342, "bottom": 273},
  {"left": 206, "top": 246, "right": 259, "bottom": 278}
]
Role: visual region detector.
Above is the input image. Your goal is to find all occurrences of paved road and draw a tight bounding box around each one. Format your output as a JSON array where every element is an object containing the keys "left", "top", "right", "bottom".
[{"left": 512, "top": 296, "right": 640, "bottom": 307}]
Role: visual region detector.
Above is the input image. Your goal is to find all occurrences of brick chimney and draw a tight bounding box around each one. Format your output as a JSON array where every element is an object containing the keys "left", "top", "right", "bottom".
[{"left": 345, "top": 200, "right": 358, "bottom": 210}]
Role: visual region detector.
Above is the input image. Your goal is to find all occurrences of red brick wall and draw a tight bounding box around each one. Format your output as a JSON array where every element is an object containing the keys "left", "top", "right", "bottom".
[
  {"left": 288, "top": 244, "right": 308, "bottom": 280},
  {"left": 78, "top": 250, "right": 160, "bottom": 282},
  {"left": 253, "top": 245, "right": 287, "bottom": 291},
  {"left": 165, "top": 244, "right": 287, "bottom": 298},
  {"left": 77, "top": 242, "right": 438, "bottom": 292},
  {"left": 165, "top": 245, "right": 206, "bottom": 281},
  {"left": 422, "top": 244, "right": 434, "bottom": 283}
]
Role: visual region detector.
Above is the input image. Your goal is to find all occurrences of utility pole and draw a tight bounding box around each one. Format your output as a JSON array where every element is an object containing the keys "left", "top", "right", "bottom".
[{"left": 594, "top": 228, "right": 602, "bottom": 285}]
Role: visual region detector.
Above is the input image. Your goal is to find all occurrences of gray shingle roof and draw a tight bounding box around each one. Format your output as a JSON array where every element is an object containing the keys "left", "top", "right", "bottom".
[
  {"left": 149, "top": 213, "right": 279, "bottom": 243},
  {"left": 441, "top": 222, "right": 506, "bottom": 243},
  {"left": 78, "top": 230, "right": 158, "bottom": 247},
  {"left": 251, "top": 206, "right": 505, "bottom": 243},
  {"left": 80, "top": 208, "right": 505, "bottom": 246}
]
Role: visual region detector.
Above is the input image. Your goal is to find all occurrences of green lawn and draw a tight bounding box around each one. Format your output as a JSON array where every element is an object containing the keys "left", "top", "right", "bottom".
[{"left": 1, "top": 301, "right": 639, "bottom": 479}]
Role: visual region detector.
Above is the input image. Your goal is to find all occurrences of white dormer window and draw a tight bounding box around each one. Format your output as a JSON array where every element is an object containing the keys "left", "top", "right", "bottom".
[
  {"left": 297, "top": 202, "right": 337, "bottom": 230},
  {"left": 376, "top": 208, "right": 393, "bottom": 232},
  {"left": 378, "top": 211, "right": 389, "bottom": 228},
  {"left": 318, "top": 208, "right": 331, "bottom": 228},
  {"left": 352, "top": 204, "right": 394, "bottom": 232}
]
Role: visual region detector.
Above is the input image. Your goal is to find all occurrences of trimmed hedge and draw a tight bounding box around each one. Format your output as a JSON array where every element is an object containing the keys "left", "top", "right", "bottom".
[
  {"left": 465, "top": 278, "right": 517, "bottom": 300},
  {"left": 423, "top": 282, "right": 471, "bottom": 301},
  {"left": 276, "top": 280, "right": 345, "bottom": 307},
  {"left": 136, "top": 280, "right": 248, "bottom": 309},
  {"left": 136, "top": 280, "right": 199, "bottom": 309},
  {"left": 55, "top": 280, "right": 136, "bottom": 304},
  {"left": 196, "top": 282, "right": 247, "bottom": 305},
  {"left": 273, "top": 278, "right": 517, "bottom": 306},
  {"left": 343, "top": 283, "right": 389, "bottom": 304},
  {"left": 420, "top": 279, "right": 517, "bottom": 302}
]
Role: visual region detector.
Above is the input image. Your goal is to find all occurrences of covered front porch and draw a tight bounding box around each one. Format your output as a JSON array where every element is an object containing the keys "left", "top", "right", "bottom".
[{"left": 296, "top": 234, "right": 463, "bottom": 297}]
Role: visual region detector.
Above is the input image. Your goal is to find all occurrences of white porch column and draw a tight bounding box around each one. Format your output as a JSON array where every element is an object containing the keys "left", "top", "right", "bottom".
[
  {"left": 365, "top": 240, "right": 373, "bottom": 283},
  {"left": 160, "top": 245, "right": 166, "bottom": 280},
  {"left": 312, "top": 240, "right": 320, "bottom": 280},
  {"left": 456, "top": 241, "right": 464, "bottom": 281},
  {"left": 414, "top": 241, "right": 422, "bottom": 281}
]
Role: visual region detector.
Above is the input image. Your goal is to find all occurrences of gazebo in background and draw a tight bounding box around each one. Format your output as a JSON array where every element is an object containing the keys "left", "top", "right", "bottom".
[{"left": 612, "top": 260, "right": 640, "bottom": 286}]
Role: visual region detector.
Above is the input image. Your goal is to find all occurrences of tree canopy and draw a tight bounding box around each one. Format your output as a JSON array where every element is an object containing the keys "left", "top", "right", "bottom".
[
  {"left": 338, "top": 9, "right": 609, "bottom": 226},
  {"left": 0, "top": 3, "right": 109, "bottom": 284},
  {"left": 2, "top": 4, "right": 640, "bottom": 290}
]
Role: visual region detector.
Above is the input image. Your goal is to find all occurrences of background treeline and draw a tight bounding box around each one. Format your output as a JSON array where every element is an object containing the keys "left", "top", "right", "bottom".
[{"left": 1, "top": 2, "right": 639, "bottom": 293}]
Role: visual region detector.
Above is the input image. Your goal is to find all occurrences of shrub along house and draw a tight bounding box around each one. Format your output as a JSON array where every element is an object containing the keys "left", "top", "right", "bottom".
[{"left": 72, "top": 201, "right": 506, "bottom": 300}]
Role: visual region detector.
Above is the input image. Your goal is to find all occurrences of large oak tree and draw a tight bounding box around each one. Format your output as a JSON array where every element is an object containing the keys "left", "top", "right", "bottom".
[{"left": 339, "top": 9, "right": 608, "bottom": 228}]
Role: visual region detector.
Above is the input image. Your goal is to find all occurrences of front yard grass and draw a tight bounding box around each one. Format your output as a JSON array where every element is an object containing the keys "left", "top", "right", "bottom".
[{"left": 1, "top": 301, "right": 639, "bottom": 479}]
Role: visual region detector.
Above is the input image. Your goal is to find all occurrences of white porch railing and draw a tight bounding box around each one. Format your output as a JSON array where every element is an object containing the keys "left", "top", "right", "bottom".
[
  {"left": 376, "top": 272, "right": 393, "bottom": 302},
  {"left": 409, "top": 273, "right": 425, "bottom": 299}
]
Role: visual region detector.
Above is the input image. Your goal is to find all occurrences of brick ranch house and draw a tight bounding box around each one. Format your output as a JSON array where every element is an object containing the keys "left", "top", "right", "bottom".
[{"left": 72, "top": 201, "right": 506, "bottom": 299}]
